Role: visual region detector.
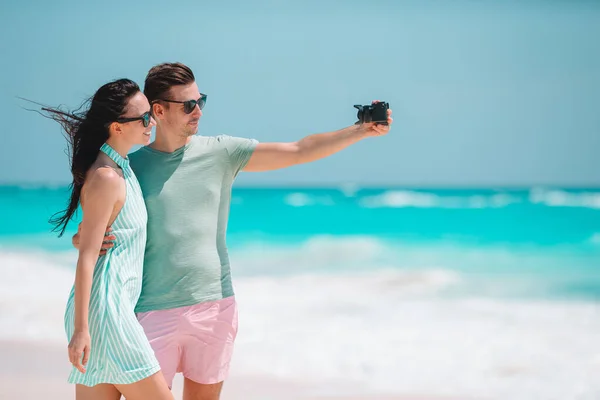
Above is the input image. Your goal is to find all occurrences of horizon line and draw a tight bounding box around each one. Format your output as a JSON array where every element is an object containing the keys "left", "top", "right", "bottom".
[{"left": 1, "top": 182, "right": 599, "bottom": 190}]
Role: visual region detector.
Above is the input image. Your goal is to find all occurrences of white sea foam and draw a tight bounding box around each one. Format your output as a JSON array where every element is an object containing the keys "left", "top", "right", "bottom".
[
  {"left": 233, "top": 276, "right": 600, "bottom": 400},
  {"left": 0, "top": 250, "right": 75, "bottom": 343},
  {"left": 284, "top": 192, "right": 335, "bottom": 207},
  {"left": 529, "top": 188, "right": 600, "bottom": 209},
  {"left": 358, "top": 190, "right": 522, "bottom": 209},
  {"left": 338, "top": 182, "right": 360, "bottom": 197},
  {"left": 1, "top": 246, "right": 599, "bottom": 399},
  {"left": 354, "top": 188, "right": 600, "bottom": 210}
]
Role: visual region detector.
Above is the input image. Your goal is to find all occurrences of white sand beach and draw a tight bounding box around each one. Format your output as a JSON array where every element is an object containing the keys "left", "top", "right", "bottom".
[{"left": 0, "top": 340, "right": 475, "bottom": 400}]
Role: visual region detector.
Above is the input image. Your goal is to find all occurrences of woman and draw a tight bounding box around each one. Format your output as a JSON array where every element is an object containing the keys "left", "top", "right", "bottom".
[{"left": 41, "top": 78, "right": 173, "bottom": 400}]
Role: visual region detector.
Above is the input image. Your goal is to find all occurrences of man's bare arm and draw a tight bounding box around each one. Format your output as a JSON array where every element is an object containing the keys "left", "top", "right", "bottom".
[{"left": 243, "top": 108, "right": 393, "bottom": 172}]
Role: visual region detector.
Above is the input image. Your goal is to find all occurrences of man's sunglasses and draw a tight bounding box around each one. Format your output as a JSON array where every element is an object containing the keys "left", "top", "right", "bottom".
[
  {"left": 156, "top": 94, "right": 207, "bottom": 114},
  {"left": 115, "top": 110, "right": 153, "bottom": 127}
]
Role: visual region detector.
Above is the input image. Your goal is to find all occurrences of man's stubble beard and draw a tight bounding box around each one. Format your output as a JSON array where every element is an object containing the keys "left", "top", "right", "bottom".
[
  {"left": 177, "top": 121, "right": 198, "bottom": 138},
  {"left": 182, "top": 126, "right": 198, "bottom": 137}
]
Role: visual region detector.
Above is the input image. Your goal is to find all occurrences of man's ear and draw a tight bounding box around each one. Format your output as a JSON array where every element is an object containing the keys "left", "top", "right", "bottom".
[{"left": 152, "top": 102, "right": 165, "bottom": 120}]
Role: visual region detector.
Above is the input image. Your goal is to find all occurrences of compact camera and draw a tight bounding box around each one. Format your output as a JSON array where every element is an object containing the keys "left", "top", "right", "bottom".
[{"left": 353, "top": 101, "right": 389, "bottom": 125}]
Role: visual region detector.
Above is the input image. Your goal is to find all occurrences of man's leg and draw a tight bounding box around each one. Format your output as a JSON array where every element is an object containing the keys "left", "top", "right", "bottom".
[
  {"left": 179, "top": 296, "right": 239, "bottom": 400},
  {"left": 182, "top": 378, "right": 223, "bottom": 400}
]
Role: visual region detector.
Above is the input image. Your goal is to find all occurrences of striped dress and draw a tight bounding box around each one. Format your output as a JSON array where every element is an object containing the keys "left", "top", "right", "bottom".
[{"left": 64, "top": 143, "right": 160, "bottom": 386}]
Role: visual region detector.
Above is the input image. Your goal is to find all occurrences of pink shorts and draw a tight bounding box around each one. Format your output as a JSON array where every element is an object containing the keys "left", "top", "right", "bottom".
[{"left": 136, "top": 296, "right": 238, "bottom": 387}]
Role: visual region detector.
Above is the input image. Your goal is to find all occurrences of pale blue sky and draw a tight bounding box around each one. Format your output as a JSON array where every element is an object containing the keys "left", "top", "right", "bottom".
[{"left": 1, "top": 0, "right": 599, "bottom": 187}]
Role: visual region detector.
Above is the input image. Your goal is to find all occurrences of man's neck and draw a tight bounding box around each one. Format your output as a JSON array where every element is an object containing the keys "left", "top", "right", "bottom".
[{"left": 149, "top": 128, "right": 193, "bottom": 153}]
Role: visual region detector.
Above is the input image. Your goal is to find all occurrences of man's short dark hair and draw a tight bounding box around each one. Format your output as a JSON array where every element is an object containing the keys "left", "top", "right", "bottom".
[{"left": 144, "top": 62, "right": 195, "bottom": 103}]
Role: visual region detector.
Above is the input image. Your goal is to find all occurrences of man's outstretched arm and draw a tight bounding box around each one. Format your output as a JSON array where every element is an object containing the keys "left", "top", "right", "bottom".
[{"left": 243, "top": 107, "right": 393, "bottom": 172}]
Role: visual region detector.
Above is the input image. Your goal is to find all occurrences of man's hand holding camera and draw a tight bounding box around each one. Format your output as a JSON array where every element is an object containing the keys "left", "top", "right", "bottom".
[{"left": 354, "top": 100, "right": 393, "bottom": 138}]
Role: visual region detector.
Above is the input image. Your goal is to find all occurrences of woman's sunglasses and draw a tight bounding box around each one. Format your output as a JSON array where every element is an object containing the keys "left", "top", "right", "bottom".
[
  {"left": 156, "top": 94, "right": 207, "bottom": 114},
  {"left": 115, "top": 111, "right": 153, "bottom": 127}
]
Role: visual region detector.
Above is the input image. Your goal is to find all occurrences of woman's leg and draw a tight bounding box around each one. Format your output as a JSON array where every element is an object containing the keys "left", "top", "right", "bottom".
[
  {"left": 75, "top": 383, "right": 121, "bottom": 400},
  {"left": 114, "top": 371, "right": 174, "bottom": 400}
]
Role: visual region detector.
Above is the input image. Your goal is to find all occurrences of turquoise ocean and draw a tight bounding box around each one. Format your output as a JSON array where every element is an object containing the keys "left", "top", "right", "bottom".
[{"left": 1, "top": 185, "right": 599, "bottom": 398}]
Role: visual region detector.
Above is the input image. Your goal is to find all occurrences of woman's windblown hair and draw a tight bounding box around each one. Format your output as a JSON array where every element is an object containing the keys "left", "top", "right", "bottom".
[{"left": 34, "top": 78, "right": 140, "bottom": 236}]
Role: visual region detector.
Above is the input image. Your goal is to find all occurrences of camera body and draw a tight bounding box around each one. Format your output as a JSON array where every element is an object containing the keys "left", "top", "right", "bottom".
[{"left": 354, "top": 102, "right": 389, "bottom": 125}]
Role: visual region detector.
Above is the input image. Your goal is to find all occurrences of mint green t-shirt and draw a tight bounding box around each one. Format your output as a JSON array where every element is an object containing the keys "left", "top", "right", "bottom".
[{"left": 129, "top": 134, "right": 258, "bottom": 313}]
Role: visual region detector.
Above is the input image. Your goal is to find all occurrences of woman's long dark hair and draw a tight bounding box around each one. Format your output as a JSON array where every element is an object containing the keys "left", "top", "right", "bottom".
[{"left": 37, "top": 78, "right": 141, "bottom": 237}]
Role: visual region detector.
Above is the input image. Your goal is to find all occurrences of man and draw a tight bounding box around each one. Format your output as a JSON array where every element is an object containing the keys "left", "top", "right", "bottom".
[{"left": 75, "top": 62, "right": 393, "bottom": 400}]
